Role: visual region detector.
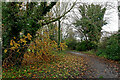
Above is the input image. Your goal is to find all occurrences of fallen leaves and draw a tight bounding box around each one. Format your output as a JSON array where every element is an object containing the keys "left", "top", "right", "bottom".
[{"left": 2, "top": 52, "right": 88, "bottom": 78}]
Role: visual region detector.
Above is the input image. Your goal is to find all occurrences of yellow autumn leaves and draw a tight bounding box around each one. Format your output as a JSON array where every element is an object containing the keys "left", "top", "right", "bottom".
[
  {"left": 60, "top": 42, "right": 68, "bottom": 50},
  {"left": 4, "top": 33, "right": 32, "bottom": 53},
  {"left": 4, "top": 49, "right": 7, "bottom": 53},
  {"left": 27, "top": 33, "right": 32, "bottom": 40},
  {"left": 23, "top": 30, "right": 67, "bottom": 64},
  {"left": 4, "top": 32, "right": 67, "bottom": 65},
  {"left": 10, "top": 40, "right": 14, "bottom": 46}
]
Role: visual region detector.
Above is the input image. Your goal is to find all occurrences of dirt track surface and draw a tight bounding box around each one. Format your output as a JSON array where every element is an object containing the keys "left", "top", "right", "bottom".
[{"left": 68, "top": 51, "right": 120, "bottom": 78}]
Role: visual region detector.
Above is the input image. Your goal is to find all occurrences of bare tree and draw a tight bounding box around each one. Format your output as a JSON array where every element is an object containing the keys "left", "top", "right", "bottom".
[{"left": 45, "top": 1, "right": 77, "bottom": 51}]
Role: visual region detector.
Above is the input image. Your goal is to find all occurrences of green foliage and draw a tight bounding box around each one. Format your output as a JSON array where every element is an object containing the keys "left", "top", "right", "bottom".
[
  {"left": 2, "top": 2, "right": 57, "bottom": 48},
  {"left": 76, "top": 41, "right": 87, "bottom": 51},
  {"left": 2, "top": 2, "right": 22, "bottom": 48},
  {"left": 73, "top": 4, "right": 107, "bottom": 43},
  {"left": 105, "top": 34, "right": 119, "bottom": 60},
  {"left": 66, "top": 38, "right": 77, "bottom": 50},
  {"left": 2, "top": 2, "right": 57, "bottom": 66},
  {"left": 96, "top": 49, "right": 107, "bottom": 58},
  {"left": 76, "top": 41, "right": 97, "bottom": 51},
  {"left": 97, "top": 32, "right": 120, "bottom": 60}
]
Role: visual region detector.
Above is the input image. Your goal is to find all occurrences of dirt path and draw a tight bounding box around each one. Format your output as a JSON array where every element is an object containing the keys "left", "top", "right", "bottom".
[{"left": 68, "top": 51, "right": 120, "bottom": 78}]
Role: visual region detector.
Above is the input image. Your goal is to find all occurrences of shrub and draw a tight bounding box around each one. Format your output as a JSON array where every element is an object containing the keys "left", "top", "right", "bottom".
[
  {"left": 3, "top": 28, "right": 68, "bottom": 67},
  {"left": 23, "top": 31, "right": 67, "bottom": 65},
  {"left": 97, "top": 33, "right": 120, "bottom": 60},
  {"left": 96, "top": 49, "right": 107, "bottom": 58},
  {"left": 3, "top": 33, "right": 32, "bottom": 67},
  {"left": 66, "top": 38, "right": 77, "bottom": 50},
  {"left": 76, "top": 41, "right": 97, "bottom": 51},
  {"left": 76, "top": 41, "right": 87, "bottom": 51},
  {"left": 104, "top": 34, "right": 120, "bottom": 60}
]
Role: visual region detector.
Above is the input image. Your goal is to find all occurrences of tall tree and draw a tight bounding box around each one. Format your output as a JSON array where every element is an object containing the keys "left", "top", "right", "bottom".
[{"left": 73, "top": 3, "right": 107, "bottom": 43}]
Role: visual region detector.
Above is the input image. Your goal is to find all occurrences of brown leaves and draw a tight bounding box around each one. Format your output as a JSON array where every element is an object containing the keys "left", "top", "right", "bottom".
[{"left": 2, "top": 52, "right": 89, "bottom": 78}]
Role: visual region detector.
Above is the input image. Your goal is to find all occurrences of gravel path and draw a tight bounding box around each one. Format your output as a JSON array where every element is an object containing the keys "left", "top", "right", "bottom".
[{"left": 69, "top": 51, "right": 120, "bottom": 78}]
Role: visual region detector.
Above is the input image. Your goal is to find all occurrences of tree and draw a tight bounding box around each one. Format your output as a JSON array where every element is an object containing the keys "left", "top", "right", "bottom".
[
  {"left": 73, "top": 3, "right": 107, "bottom": 43},
  {"left": 46, "top": 1, "right": 76, "bottom": 51},
  {"left": 2, "top": 1, "right": 76, "bottom": 66},
  {"left": 2, "top": 2, "right": 57, "bottom": 66}
]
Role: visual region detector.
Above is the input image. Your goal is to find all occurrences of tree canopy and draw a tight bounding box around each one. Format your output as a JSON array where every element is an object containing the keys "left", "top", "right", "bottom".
[{"left": 73, "top": 4, "right": 107, "bottom": 43}]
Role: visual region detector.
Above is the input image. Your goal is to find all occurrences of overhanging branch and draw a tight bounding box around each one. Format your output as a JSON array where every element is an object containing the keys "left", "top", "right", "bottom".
[{"left": 39, "top": 1, "right": 76, "bottom": 26}]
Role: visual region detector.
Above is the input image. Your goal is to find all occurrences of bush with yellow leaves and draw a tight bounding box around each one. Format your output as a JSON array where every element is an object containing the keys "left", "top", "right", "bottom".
[
  {"left": 3, "top": 27, "right": 67, "bottom": 67},
  {"left": 23, "top": 27, "right": 67, "bottom": 65},
  {"left": 3, "top": 33, "right": 32, "bottom": 67}
]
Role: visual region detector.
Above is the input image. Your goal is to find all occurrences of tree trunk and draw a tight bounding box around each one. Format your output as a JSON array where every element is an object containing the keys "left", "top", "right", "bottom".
[{"left": 58, "top": 20, "right": 61, "bottom": 51}]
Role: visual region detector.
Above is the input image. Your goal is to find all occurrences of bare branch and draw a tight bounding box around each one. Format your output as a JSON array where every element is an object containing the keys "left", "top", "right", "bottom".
[{"left": 39, "top": 1, "right": 76, "bottom": 26}]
